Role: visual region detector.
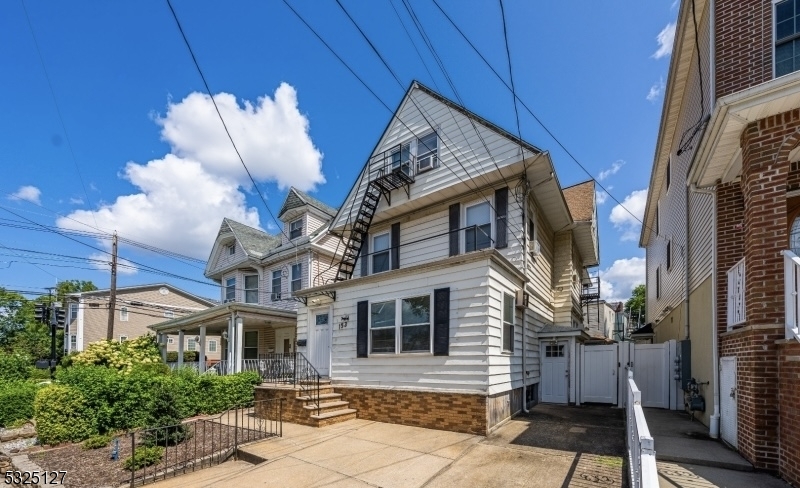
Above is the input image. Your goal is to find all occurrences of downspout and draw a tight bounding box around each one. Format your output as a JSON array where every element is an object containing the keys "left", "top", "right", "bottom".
[
  {"left": 685, "top": 184, "right": 691, "bottom": 340},
  {"left": 521, "top": 183, "right": 531, "bottom": 413},
  {"left": 690, "top": 183, "right": 720, "bottom": 439}
]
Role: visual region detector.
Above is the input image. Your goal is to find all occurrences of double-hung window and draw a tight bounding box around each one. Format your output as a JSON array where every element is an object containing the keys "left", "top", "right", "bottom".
[
  {"left": 503, "top": 294, "right": 514, "bottom": 352},
  {"left": 290, "top": 219, "right": 303, "bottom": 240},
  {"left": 187, "top": 338, "right": 197, "bottom": 352},
  {"left": 70, "top": 335, "right": 77, "bottom": 350},
  {"left": 372, "top": 232, "right": 390, "bottom": 273},
  {"left": 120, "top": 307, "right": 129, "bottom": 322},
  {"left": 208, "top": 339, "right": 218, "bottom": 353},
  {"left": 369, "top": 295, "right": 431, "bottom": 354},
  {"left": 228, "top": 244, "right": 235, "bottom": 256},
  {"left": 417, "top": 131, "right": 438, "bottom": 172},
  {"left": 465, "top": 202, "right": 492, "bottom": 252},
  {"left": 69, "top": 302, "right": 78, "bottom": 322},
  {"left": 225, "top": 277, "right": 236, "bottom": 302},
  {"left": 271, "top": 271, "right": 282, "bottom": 301},
  {"left": 244, "top": 275, "right": 259, "bottom": 304},
  {"left": 243, "top": 331, "right": 258, "bottom": 360},
  {"left": 291, "top": 264, "right": 302, "bottom": 293},
  {"left": 776, "top": 0, "right": 800, "bottom": 77},
  {"left": 391, "top": 142, "right": 412, "bottom": 175}
]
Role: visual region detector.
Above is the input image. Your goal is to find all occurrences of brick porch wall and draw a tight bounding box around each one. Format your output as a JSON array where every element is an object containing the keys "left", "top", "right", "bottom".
[
  {"left": 778, "top": 340, "right": 800, "bottom": 486},
  {"left": 334, "top": 386, "right": 488, "bottom": 436},
  {"left": 254, "top": 386, "right": 315, "bottom": 427}
]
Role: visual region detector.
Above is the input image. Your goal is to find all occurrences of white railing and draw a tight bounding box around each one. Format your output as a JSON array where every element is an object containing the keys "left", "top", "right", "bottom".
[
  {"left": 782, "top": 250, "right": 800, "bottom": 342},
  {"left": 206, "top": 360, "right": 231, "bottom": 375},
  {"left": 726, "top": 258, "right": 746, "bottom": 328},
  {"left": 167, "top": 362, "right": 199, "bottom": 372},
  {"left": 626, "top": 370, "right": 658, "bottom": 488}
]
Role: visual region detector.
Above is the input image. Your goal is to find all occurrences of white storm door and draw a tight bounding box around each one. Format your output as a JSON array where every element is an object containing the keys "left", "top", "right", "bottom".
[
  {"left": 541, "top": 342, "right": 569, "bottom": 404},
  {"left": 311, "top": 310, "right": 331, "bottom": 377}
]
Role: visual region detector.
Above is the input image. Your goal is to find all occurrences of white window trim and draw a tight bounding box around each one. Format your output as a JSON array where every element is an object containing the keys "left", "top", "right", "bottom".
[
  {"left": 225, "top": 277, "right": 236, "bottom": 302},
  {"left": 368, "top": 292, "right": 433, "bottom": 356},
  {"left": 271, "top": 270, "right": 282, "bottom": 301},
  {"left": 120, "top": 307, "right": 129, "bottom": 322},
  {"left": 164, "top": 310, "right": 174, "bottom": 319},
  {"left": 244, "top": 274, "right": 259, "bottom": 304},
  {"left": 502, "top": 293, "right": 515, "bottom": 353},
  {"left": 167, "top": 337, "right": 174, "bottom": 344},
  {"left": 290, "top": 218, "right": 303, "bottom": 240},
  {"left": 119, "top": 335, "right": 128, "bottom": 343},
  {"left": 291, "top": 264, "right": 302, "bottom": 294},
  {"left": 207, "top": 339, "right": 218, "bottom": 353},
  {"left": 463, "top": 198, "right": 494, "bottom": 253},
  {"left": 416, "top": 130, "right": 439, "bottom": 173},
  {"left": 371, "top": 231, "right": 391, "bottom": 274},
  {"left": 187, "top": 338, "right": 197, "bottom": 351},
  {"left": 228, "top": 243, "right": 236, "bottom": 256}
]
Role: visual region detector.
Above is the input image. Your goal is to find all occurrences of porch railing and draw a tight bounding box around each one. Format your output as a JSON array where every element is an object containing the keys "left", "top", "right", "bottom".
[
  {"left": 127, "top": 398, "right": 282, "bottom": 487},
  {"left": 726, "top": 258, "right": 746, "bottom": 328},
  {"left": 626, "top": 370, "right": 658, "bottom": 488},
  {"left": 782, "top": 250, "right": 800, "bottom": 342}
]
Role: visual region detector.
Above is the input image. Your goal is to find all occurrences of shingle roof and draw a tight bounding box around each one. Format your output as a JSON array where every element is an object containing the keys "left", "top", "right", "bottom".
[
  {"left": 222, "top": 218, "right": 281, "bottom": 258},
  {"left": 278, "top": 187, "right": 337, "bottom": 219},
  {"left": 540, "top": 324, "right": 581, "bottom": 334},
  {"left": 562, "top": 180, "right": 595, "bottom": 222}
]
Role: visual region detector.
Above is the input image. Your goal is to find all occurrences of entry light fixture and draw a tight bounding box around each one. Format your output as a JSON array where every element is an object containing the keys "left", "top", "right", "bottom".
[{"left": 222, "top": 331, "right": 228, "bottom": 340}]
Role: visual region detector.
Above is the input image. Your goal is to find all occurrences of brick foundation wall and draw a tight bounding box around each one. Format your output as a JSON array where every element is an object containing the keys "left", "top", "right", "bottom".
[
  {"left": 714, "top": 0, "right": 772, "bottom": 98},
  {"left": 719, "top": 327, "right": 783, "bottom": 470},
  {"left": 334, "top": 386, "right": 488, "bottom": 436},
  {"left": 779, "top": 341, "right": 800, "bottom": 486},
  {"left": 254, "top": 386, "right": 315, "bottom": 427}
]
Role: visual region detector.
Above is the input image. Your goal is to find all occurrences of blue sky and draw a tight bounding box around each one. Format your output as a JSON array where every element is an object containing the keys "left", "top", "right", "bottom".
[{"left": 0, "top": 1, "right": 678, "bottom": 303}]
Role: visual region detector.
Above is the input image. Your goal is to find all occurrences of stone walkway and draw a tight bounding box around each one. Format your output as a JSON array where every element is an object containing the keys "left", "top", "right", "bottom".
[{"left": 149, "top": 403, "right": 627, "bottom": 488}]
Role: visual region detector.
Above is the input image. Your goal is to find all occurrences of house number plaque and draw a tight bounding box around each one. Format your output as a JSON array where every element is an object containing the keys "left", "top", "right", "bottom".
[{"left": 339, "top": 314, "right": 349, "bottom": 329}]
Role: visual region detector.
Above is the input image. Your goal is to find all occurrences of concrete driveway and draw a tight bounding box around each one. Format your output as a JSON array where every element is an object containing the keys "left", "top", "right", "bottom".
[{"left": 150, "top": 404, "right": 626, "bottom": 488}]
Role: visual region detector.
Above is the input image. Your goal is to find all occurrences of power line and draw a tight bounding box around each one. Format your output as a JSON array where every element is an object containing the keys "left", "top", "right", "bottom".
[{"left": 498, "top": 0, "right": 523, "bottom": 153}]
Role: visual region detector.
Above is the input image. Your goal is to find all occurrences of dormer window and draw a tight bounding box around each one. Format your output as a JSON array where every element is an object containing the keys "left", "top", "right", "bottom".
[
  {"left": 290, "top": 219, "right": 303, "bottom": 240},
  {"left": 228, "top": 244, "right": 235, "bottom": 256},
  {"left": 417, "top": 131, "right": 438, "bottom": 172}
]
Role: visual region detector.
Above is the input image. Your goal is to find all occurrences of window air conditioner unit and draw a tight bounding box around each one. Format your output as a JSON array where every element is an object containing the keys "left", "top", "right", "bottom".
[
  {"left": 529, "top": 239, "right": 541, "bottom": 257},
  {"left": 417, "top": 154, "right": 435, "bottom": 172},
  {"left": 270, "top": 293, "right": 282, "bottom": 301},
  {"left": 515, "top": 289, "right": 529, "bottom": 310},
  {"left": 223, "top": 298, "right": 236, "bottom": 304}
]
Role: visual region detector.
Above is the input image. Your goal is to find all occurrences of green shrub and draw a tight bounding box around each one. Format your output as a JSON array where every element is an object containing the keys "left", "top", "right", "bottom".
[
  {"left": 165, "top": 351, "right": 198, "bottom": 363},
  {"left": 123, "top": 446, "right": 163, "bottom": 471},
  {"left": 34, "top": 385, "right": 96, "bottom": 444},
  {"left": 0, "top": 380, "right": 37, "bottom": 427},
  {"left": 82, "top": 433, "right": 113, "bottom": 450},
  {"left": 0, "top": 353, "right": 31, "bottom": 382},
  {"left": 195, "top": 371, "right": 260, "bottom": 414},
  {"left": 144, "top": 384, "right": 189, "bottom": 446},
  {"left": 56, "top": 364, "right": 119, "bottom": 433}
]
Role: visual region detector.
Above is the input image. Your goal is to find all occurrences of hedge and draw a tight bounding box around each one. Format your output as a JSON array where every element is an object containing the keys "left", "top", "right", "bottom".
[
  {"left": 165, "top": 351, "right": 198, "bottom": 363},
  {"left": 34, "top": 385, "right": 96, "bottom": 445},
  {"left": 0, "top": 353, "right": 31, "bottom": 382},
  {"left": 0, "top": 381, "right": 37, "bottom": 427}
]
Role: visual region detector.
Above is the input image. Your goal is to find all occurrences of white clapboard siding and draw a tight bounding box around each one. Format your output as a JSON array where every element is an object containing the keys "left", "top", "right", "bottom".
[
  {"left": 306, "top": 211, "right": 329, "bottom": 236},
  {"left": 297, "top": 260, "right": 503, "bottom": 392},
  {"left": 209, "top": 237, "right": 248, "bottom": 276},
  {"left": 486, "top": 266, "right": 526, "bottom": 395},
  {"left": 688, "top": 191, "right": 713, "bottom": 290},
  {"left": 332, "top": 86, "right": 535, "bottom": 231},
  {"left": 527, "top": 198, "right": 556, "bottom": 328}
]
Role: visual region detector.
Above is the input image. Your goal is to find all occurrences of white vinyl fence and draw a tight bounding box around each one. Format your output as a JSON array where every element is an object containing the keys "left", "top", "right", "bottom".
[{"left": 626, "top": 370, "right": 658, "bottom": 488}]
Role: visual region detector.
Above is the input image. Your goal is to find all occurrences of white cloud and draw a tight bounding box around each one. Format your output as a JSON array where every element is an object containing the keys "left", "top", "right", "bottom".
[
  {"left": 157, "top": 83, "right": 324, "bottom": 191},
  {"left": 87, "top": 252, "right": 138, "bottom": 275},
  {"left": 599, "top": 257, "right": 646, "bottom": 303},
  {"left": 610, "top": 188, "right": 648, "bottom": 241},
  {"left": 56, "top": 83, "right": 322, "bottom": 260},
  {"left": 596, "top": 190, "right": 608, "bottom": 205},
  {"left": 646, "top": 78, "right": 665, "bottom": 102},
  {"left": 653, "top": 22, "right": 676, "bottom": 59},
  {"left": 9, "top": 185, "right": 41, "bottom": 205},
  {"left": 69, "top": 197, "right": 84, "bottom": 205},
  {"left": 598, "top": 160, "right": 625, "bottom": 181}
]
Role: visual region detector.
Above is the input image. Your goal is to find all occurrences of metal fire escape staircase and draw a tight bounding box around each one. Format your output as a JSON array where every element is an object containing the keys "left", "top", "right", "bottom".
[{"left": 335, "top": 148, "right": 415, "bottom": 282}]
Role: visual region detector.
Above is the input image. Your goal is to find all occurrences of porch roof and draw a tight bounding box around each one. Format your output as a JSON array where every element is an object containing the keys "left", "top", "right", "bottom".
[
  {"left": 148, "top": 302, "right": 296, "bottom": 334},
  {"left": 538, "top": 324, "right": 591, "bottom": 342}
]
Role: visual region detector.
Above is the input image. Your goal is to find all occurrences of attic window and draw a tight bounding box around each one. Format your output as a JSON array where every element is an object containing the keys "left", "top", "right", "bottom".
[
  {"left": 417, "top": 131, "right": 438, "bottom": 172},
  {"left": 228, "top": 244, "right": 235, "bottom": 256},
  {"left": 290, "top": 219, "right": 303, "bottom": 240}
]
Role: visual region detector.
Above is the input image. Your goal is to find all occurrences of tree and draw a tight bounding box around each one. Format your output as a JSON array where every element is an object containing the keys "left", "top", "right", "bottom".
[
  {"left": 0, "top": 289, "right": 32, "bottom": 348},
  {"left": 625, "top": 284, "right": 646, "bottom": 327},
  {"left": 56, "top": 280, "right": 97, "bottom": 304}
]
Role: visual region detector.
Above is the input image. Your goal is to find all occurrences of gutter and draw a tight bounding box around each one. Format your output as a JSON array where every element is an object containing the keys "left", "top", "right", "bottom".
[{"left": 521, "top": 181, "right": 530, "bottom": 414}]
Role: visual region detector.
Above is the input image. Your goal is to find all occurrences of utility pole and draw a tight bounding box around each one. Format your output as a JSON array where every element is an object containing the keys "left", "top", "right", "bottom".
[{"left": 107, "top": 231, "right": 118, "bottom": 340}]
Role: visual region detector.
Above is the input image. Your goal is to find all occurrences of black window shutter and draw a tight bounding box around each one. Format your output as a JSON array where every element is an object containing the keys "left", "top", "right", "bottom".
[
  {"left": 433, "top": 287, "right": 450, "bottom": 356},
  {"left": 357, "top": 300, "right": 368, "bottom": 358},
  {"left": 449, "top": 203, "right": 460, "bottom": 256},
  {"left": 391, "top": 223, "right": 400, "bottom": 270},
  {"left": 495, "top": 187, "right": 508, "bottom": 249},
  {"left": 360, "top": 233, "right": 369, "bottom": 277}
]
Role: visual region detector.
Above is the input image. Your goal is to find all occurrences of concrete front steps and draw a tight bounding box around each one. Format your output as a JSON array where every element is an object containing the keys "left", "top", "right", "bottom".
[{"left": 296, "top": 380, "right": 357, "bottom": 427}]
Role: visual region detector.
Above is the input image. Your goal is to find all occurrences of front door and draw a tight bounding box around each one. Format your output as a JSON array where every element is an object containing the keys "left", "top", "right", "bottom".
[
  {"left": 720, "top": 356, "right": 738, "bottom": 448},
  {"left": 541, "top": 341, "right": 569, "bottom": 404},
  {"left": 275, "top": 328, "right": 294, "bottom": 354},
  {"left": 311, "top": 309, "right": 331, "bottom": 377}
]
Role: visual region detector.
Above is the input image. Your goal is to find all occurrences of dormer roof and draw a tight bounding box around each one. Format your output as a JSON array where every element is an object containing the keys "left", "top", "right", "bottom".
[
  {"left": 221, "top": 218, "right": 282, "bottom": 258},
  {"left": 278, "top": 187, "right": 337, "bottom": 221},
  {"left": 563, "top": 180, "right": 595, "bottom": 222}
]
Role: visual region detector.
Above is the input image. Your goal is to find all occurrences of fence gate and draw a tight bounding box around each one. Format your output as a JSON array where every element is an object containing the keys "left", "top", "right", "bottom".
[
  {"left": 580, "top": 344, "right": 618, "bottom": 404},
  {"left": 631, "top": 344, "right": 670, "bottom": 409}
]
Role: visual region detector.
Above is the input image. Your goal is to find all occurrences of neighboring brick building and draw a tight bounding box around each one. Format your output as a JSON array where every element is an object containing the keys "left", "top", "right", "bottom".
[{"left": 642, "top": 0, "right": 800, "bottom": 482}]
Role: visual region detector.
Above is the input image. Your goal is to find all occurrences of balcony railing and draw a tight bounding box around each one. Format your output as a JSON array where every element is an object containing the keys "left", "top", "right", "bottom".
[
  {"left": 626, "top": 370, "right": 658, "bottom": 488},
  {"left": 726, "top": 258, "right": 746, "bottom": 328},
  {"left": 783, "top": 250, "right": 800, "bottom": 342}
]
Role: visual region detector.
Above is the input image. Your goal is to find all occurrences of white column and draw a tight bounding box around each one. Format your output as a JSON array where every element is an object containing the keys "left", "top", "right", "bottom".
[
  {"left": 235, "top": 316, "right": 244, "bottom": 373},
  {"left": 226, "top": 317, "right": 234, "bottom": 373},
  {"left": 177, "top": 330, "right": 184, "bottom": 368},
  {"left": 158, "top": 333, "right": 167, "bottom": 363},
  {"left": 198, "top": 325, "right": 206, "bottom": 373}
]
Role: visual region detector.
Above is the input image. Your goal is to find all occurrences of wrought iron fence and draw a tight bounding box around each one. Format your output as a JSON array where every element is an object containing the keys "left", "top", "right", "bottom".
[{"left": 127, "top": 398, "right": 283, "bottom": 487}]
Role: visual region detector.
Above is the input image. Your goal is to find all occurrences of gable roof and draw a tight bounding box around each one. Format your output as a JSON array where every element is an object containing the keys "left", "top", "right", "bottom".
[
  {"left": 69, "top": 283, "right": 216, "bottom": 307},
  {"left": 223, "top": 218, "right": 281, "bottom": 259},
  {"left": 278, "top": 187, "right": 337, "bottom": 220},
  {"left": 563, "top": 180, "right": 595, "bottom": 222}
]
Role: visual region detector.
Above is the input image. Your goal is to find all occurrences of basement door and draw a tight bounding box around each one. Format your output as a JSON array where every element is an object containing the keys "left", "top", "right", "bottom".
[
  {"left": 720, "top": 356, "right": 738, "bottom": 448},
  {"left": 310, "top": 309, "right": 331, "bottom": 377},
  {"left": 541, "top": 342, "right": 569, "bottom": 404},
  {"left": 580, "top": 344, "right": 618, "bottom": 404}
]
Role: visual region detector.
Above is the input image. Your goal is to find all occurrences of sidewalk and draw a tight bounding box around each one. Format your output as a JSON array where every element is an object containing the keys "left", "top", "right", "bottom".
[{"left": 643, "top": 408, "right": 789, "bottom": 488}]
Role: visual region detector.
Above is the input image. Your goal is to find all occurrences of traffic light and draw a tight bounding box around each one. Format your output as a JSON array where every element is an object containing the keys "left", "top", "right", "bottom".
[
  {"left": 55, "top": 307, "right": 66, "bottom": 328},
  {"left": 34, "top": 303, "right": 49, "bottom": 324}
]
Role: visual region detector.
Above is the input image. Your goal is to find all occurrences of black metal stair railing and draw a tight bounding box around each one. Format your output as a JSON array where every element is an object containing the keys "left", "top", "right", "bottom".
[{"left": 293, "top": 352, "right": 322, "bottom": 416}]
